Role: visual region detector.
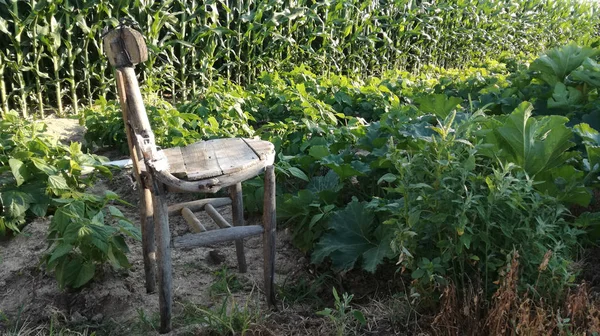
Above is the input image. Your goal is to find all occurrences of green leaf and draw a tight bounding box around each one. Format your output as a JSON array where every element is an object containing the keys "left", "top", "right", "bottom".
[
  {"left": 309, "top": 145, "right": 329, "bottom": 159},
  {"left": 377, "top": 173, "right": 397, "bottom": 185},
  {"left": 287, "top": 167, "right": 309, "bottom": 181},
  {"left": 485, "top": 102, "right": 575, "bottom": 177},
  {"left": 548, "top": 83, "right": 582, "bottom": 109},
  {"left": 8, "top": 158, "right": 26, "bottom": 186},
  {"left": 352, "top": 310, "right": 367, "bottom": 325},
  {"left": 48, "top": 243, "right": 73, "bottom": 266},
  {"left": 31, "top": 158, "right": 59, "bottom": 175},
  {"left": 0, "top": 191, "right": 33, "bottom": 218},
  {"left": 307, "top": 170, "right": 342, "bottom": 193},
  {"left": 414, "top": 94, "right": 463, "bottom": 119},
  {"left": 570, "top": 58, "right": 600, "bottom": 88},
  {"left": 48, "top": 175, "right": 70, "bottom": 191},
  {"left": 64, "top": 258, "right": 96, "bottom": 288},
  {"left": 530, "top": 44, "right": 600, "bottom": 86},
  {"left": 411, "top": 268, "right": 425, "bottom": 279},
  {"left": 312, "top": 201, "right": 394, "bottom": 273}
]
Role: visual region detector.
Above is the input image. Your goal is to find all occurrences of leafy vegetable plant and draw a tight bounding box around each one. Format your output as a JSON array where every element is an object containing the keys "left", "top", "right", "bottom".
[{"left": 44, "top": 192, "right": 140, "bottom": 289}]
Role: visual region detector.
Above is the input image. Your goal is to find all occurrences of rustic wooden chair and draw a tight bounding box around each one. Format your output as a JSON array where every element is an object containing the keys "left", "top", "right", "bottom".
[{"left": 102, "top": 25, "right": 277, "bottom": 333}]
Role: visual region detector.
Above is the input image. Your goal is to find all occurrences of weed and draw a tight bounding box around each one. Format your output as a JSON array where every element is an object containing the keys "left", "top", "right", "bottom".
[
  {"left": 176, "top": 288, "right": 261, "bottom": 336},
  {"left": 209, "top": 266, "right": 244, "bottom": 297},
  {"left": 317, "top": 288, "right": 366, "bottom": 336}
]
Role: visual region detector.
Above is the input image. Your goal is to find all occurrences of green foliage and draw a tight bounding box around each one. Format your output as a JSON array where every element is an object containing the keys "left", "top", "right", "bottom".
[
  {"left": 312, "top": 200, "right": 394, "bottom": 273},
  {"left": 44, "top": 192, "right": 140, "bottom": 289},
  {"left": 0, "top": 111, "right": 109, "bottom": 235},
  {"left": 385, "top": 113, "right": 583, "bottom": 299},
  {"left": 317, "top": 288, "right": 366, "bottom": 336},
  {"left": 179, "top": 292, "right": 261, "bottom": 336},
  {"left": 530, "top": 44, "right": 600, "bottom": 86},
  {"left": 209, "top": 267, "right": 244, "bottom": 297},
  {"left": 482, "top": 102, "right": 575, "bottom": 177}
]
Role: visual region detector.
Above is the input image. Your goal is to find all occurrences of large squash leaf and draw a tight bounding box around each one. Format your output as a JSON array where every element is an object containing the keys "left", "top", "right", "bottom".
[
  {"left": 485, "top": 102, "right": 575, "bottom": 177},
  {"left": 312, "top": 200, "right": 394, "bottom": 273},
  {"left": 548, "top": 82, "right": 582, "bottom": 109},
  {"left": 530, "top": 44, "right": 599, "bottom": 86},
  {"left": 414, "top": 94, "right": 463, "bottom": 119},
  {"left": 570, "top": 58, "right": 600, "bottom": 88}
]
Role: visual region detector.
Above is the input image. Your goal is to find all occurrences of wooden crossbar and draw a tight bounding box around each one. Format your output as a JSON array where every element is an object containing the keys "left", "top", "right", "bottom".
[
  {"left": 167, "top": 197, "right": 231, "bottom": 216},
  {"left": 173, "top": 225, "right": 264, "bottom": 250},
  {"left": 205, "top": 204, "right": 232, "bottom": 228},
  {"left": 181, "top": 207, "right": 206, "bottom": 233}
]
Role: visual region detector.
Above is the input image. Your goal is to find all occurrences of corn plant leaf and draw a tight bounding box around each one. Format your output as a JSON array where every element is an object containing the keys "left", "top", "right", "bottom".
[
  {"left": 414, "top": 94, "right": 463, "bottom": 119},
  {"left": 485, "top": 102, "right": 575, "bottom": 177},
  {"left": 570, "top": 58, "right": 600, "bottom": 88},
  {"left": 530, "top": 44, "right": 599, "bottom": 86},
  {"left": 312, "top": 200, "right": 394, "bottom": 273},
  {"left": 548, "top": 83, "right": 582, "bottom": 109}
]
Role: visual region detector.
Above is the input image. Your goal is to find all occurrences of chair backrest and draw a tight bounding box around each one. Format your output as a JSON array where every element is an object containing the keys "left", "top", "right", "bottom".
[{"left": 103, "top": 26, "right": 157, "bottom": 160}]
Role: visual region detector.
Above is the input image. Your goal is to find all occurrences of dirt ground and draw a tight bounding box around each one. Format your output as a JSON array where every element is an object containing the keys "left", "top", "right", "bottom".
[{"left": 0, "top": 119, "right": 410, "bottom": 335}]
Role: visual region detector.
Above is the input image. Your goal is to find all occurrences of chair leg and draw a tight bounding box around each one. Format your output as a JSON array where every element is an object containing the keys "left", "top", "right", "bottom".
[
  {"left": 140, "top": 186, "right": 157, "bottom": 293},
  {"left": 262, "top": 165, "right": 277, "bottom": 307},
  {"left": 230, "top": 183, "right": 248, "bottom": 273},
  {"left": 152, "top": 184, "right": 172, "bottom": 334}
]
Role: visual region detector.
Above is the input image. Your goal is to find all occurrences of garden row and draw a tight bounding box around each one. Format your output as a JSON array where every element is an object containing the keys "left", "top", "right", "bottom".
[
  {"left": 80, "top": 43, "right": 600, "bottom": 303},
  {"left": 1, "top": 0, "right": 598, "bottom": 118}
]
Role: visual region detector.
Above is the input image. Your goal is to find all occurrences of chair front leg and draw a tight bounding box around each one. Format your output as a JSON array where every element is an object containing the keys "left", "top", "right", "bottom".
[
  {"left": 152, "top": 182, "right": 172, "bottom": 334},
  {"left": 140, "top": 186, "right": 157, "bottom": 293},
  {"left": 230, "top": 182, "right": 248, "bottom": 273},
  {"left": 262, "top": 165, "right": 277, "bottom": 307}
]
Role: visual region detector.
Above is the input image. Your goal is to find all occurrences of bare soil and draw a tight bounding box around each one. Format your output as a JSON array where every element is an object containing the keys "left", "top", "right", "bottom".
[{"left": 0, "top": 119, "right": 411, "bottom": 335}]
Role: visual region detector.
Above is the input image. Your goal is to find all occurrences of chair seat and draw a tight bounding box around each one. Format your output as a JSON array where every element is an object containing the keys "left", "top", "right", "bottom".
[{"left": 160, "top": 138, "right": 275, "bottom": 181}]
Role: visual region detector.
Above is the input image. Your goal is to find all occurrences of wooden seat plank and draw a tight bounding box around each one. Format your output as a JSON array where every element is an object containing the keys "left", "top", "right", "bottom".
[
  {"left": 181, "top": 140, "right": 222, "bottom": 180},
  {"left": 215, "top": 138, "right": 259, "bottom": 176},
  {"left": 154, "top": 138, "right": 275, "bottom": 183}
]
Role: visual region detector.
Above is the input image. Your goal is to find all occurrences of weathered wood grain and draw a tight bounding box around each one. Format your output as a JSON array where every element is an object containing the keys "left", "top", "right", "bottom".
[
  {"left": 167, "top": 197, "right": 231, "bottom": 216},
  {"left": 230, "top": 183, "right": 248, "bottom": 273},
  {"left": 181, "top": 207, "right": 207, "bottom": 233},
  {"left": 263, "top": 165, "right": 277, "bottom": 307},
  {"left": 173, "top": 225, "right": 264, "bottom": 250}
]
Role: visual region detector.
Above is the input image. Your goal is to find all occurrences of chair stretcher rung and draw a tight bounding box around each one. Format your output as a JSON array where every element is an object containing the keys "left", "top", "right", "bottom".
[
  {"left": 205, "top": 204, "right": 232, "bottom": 228},
  {"left": 181, "top": 207, "right": 206, "bottom": 233},
  {"left": 173, "top": 225, "right": 264, "bottom": 250},
  {"left": 167, "top": 197, "right": 231, "bottom": 216}
]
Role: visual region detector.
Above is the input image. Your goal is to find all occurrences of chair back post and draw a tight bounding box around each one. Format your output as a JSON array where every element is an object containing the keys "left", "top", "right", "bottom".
[{"left": 103, "top": 26, "right": 156, "bottom": 160}]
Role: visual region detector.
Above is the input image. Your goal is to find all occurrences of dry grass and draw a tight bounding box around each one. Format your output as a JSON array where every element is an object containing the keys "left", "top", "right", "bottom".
[{"left": 430, "top": 250, "right": 600, "bottom": 336}]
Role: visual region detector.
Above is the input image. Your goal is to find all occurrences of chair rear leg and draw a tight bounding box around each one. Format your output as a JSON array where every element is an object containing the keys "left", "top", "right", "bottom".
[
  {"left": 262, "top": 166, "right": 277, "bottom": 307},
  {"left": 152, "top": 184, "right": 172, "bottom": 334},
  {"left": 140, "top": 186, "right": 157, "bottom": 293},
  {"left": 230, "top": 183, "right": 248, "bottom": 273}
]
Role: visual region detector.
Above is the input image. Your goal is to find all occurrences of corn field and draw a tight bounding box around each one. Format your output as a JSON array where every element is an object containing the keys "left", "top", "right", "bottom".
[{"left": 0, "top": 0, "right": 598, "bottom": 119}]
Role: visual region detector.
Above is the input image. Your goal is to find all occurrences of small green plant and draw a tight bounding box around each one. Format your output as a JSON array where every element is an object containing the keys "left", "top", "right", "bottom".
[
  {"left": 44, "top": 192, "right": 141, "bottom": 289},
  {"left": 180, "top": 289, "right": 261, "bottom": 336},
  {"left": 209, "top": 266, "right": 244, "bottom": 297},
  {"left": 317, "top": 288, "right": 366, "bottom": 336}
]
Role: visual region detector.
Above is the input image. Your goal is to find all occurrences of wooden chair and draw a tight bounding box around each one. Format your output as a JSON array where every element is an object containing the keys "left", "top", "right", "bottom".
[{"left": 102, "top": 25, "right": 277, "bottom": 334}]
